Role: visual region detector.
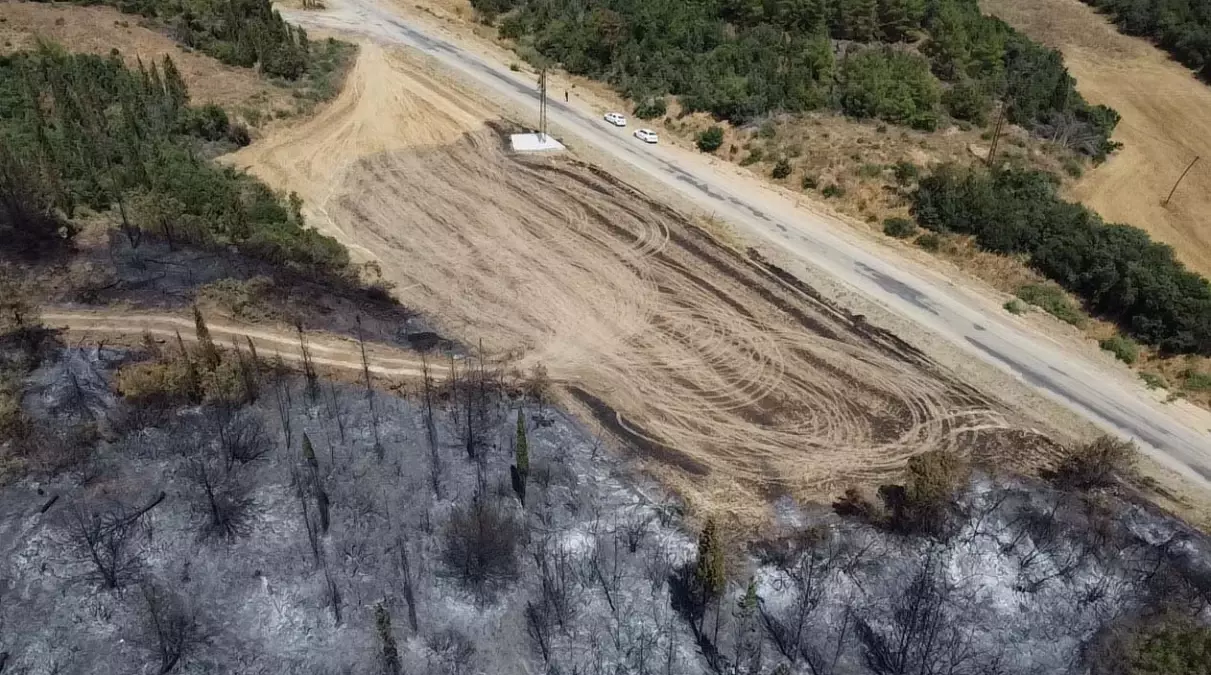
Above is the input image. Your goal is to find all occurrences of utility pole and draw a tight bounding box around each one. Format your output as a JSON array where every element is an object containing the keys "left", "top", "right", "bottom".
[
  {"left": 986, "top": 105, "right": 1005, "bottom": 167},
  {"left": 1163, "top": 155, "right": 1199, "bottom": 206}
]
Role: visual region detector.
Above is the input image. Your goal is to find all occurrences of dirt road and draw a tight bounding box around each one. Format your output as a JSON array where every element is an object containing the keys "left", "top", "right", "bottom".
[
  {"left": 224, "top": 43, "right": 1051, "bottom": 516},
  {"left": 43, "top": 310, "right": 436, "bottom": 379},
  {"left": 269, "top": 0, "right": 1211, "bottom": 495}
]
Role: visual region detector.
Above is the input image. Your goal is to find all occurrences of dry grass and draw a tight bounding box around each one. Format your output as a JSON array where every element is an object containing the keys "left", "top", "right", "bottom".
[
  {"left": 976, "top": 0, "right": 1211, "bottom": 409},
  {"left": 982, "top": 0, "right": 1211, "bottom": 280},
  {"left": 0, "top": 2, "right": 293, "bottom": 118}
]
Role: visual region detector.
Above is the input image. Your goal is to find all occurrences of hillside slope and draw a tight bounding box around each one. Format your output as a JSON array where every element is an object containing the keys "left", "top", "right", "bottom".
[{"left": 981, "top": 0, "right": 1211, "bottom": 279}]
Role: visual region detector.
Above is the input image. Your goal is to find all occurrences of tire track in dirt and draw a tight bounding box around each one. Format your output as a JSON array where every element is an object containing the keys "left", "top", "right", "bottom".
[{"left": 226, "top": 43, "right": 1060, "bottom": 516}]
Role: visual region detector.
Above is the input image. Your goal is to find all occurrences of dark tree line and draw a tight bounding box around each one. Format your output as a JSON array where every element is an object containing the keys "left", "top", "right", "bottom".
[
  {"left": 912, "top": 164, "right": 1211, "bottom": 354},
  {"left": 1081, "top": 0, "right": 1211, "bottom": 81},
  {"left": 35, "top": 0, "right": 315, "bottom": 80},
  {"left": 477, "top": 0, "right": 1118, "bottom": 155},
  {"left": 0, "top": 45, "right": 349, "bottom": 273}
]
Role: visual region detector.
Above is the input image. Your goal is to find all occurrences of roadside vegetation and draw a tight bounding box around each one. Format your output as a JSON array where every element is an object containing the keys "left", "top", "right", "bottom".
[
  {"left": 1079, "top": 0, "right": 1211, "bottom": 81},
  {"left": 475, "top": 0, "right": 1118, "bottom": 157},
  {"left": 912, "top": 164, "right": 1211, "bottom": 356}
]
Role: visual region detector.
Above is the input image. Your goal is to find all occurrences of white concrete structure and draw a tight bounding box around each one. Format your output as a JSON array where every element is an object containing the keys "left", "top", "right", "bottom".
[{"left": 510, "top": 133, "right": 565, "bottom": 153}]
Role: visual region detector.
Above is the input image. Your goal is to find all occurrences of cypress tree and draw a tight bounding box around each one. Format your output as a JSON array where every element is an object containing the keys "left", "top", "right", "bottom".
[
  {"left": 193, "top": 305, "right": 221, "bottom": 371},
  {"left": 510, "top": 407, "right": 529, "bottom": 505},
  {"left": 374, "top": 603, "right": 402, "bottom": 675},
  {"left": 302, "top": 432, "right": 319, "bottom": 472},
  {"left": 515, "top": 408, "right": 529, "bottom": 476},
  {"left": 693, "top": 518, "right": 726, "bottom": 618},
  {"left": 163, "top": 55, "right": 189, "bottom": 110},
  {"left": 176, "top": 330, "right": 202, "bottom": 403}
]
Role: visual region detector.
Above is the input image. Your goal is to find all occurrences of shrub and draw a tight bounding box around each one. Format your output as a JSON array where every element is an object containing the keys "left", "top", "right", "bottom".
[
  {"left": 858, "top": 163, "right": 885, "bottom": 179},
  {"left": 1063, "top": 157, "right": 1084, "bottom": 178},
  {"left": 117, "top": 359, "right": 196, "bottom": 407},
  {"left": 771, "top": 158, "right": 792, "bottom": 179},
  {"left": 941, "top": 80, "right": 990, "bottom": 125},
  {"left": 801, "top": 175, "right": 819, "bottom": 190},
  {"left": 442, "top": 496, "right": 523, "bottom": 593},
  {"left": 1054, "top": 435, "right": 1136, "bottom": 489},
  {"left": 634, "top": 97, "right": 666, "bottom": 120},
  {"left": 915, "top": 232, "right": 942, "bottom": 251},
  {"left": 1004, "top": 299, "right": 1027, "bottom": 315},
  {"left": 882, "top": 449, "right": 970, "bottom": 536},
  {"left": 696, "top": 126, "right": 724, "bottom": 153},
  {"left": 1099, "top": 335, "right": 1139, "bottom": 364},
  {"left": 740, "top": 148, "right": 764, "bottom": 166},
  {"left": 1130, "top": 619, "right": 1211, "bottom": 675},
  {"left": 758, "top": 121, "right": 777, "bottom": 139},
  {"left": 821, "top": 183, "right": 845, "bottom": 198},
  {"left": 894, "top": 161, "right": 920, "bottom": 186},
  {"left": 1016, "top": 284, "right": 1087, "bottom": 327},
  {"left": 509, "top": 62, "right": 520, "bottom": 72},
  {"left": 883, "top": 217, "right": 917, "bottom": 238},
  {"left": 0, "top": 379, "right": 29, "bottom": 444},
  {"left": 1140, "top": 372, "right": 1167, "bottom": 390},
  {"left": 1182, "top": 369, "right": 1211, "bottom": 391},
  {"left": 832, "top": 487, "right": 886, "bottom": 523}
]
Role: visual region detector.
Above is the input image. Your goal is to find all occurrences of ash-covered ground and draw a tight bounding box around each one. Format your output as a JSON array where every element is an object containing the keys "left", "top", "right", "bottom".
[{"left": 0, "top": 343, "right": 1208, "bottom": 675}]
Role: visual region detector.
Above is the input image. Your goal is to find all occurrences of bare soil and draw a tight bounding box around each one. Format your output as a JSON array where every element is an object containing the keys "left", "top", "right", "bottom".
[
  {"left": 0, "top": 1, "right": 293, "bottom": 114},
  {"left": 227, "top": 43, "right": 1058, "bottom": 520}
]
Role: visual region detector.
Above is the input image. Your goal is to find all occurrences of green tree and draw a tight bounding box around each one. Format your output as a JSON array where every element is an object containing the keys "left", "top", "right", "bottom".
[
  {"left": 841, "top": 47, "right": 940, "bottom": 129},
  {"left": 835, "top": 0, "right": 879, "bottom": 41},
  {"left": 193, "top": 306, "right": 221, "bottom": 371},
  {"left": 878, "top": 0, "right": 926, "bottom": 41}
]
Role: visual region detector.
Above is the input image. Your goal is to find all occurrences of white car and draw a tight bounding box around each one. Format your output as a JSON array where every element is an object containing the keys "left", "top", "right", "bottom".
[
  {"left": 604, "top": 112, "right": 627, "bottom": 127},
  {"left": 634, "top": 128, "right": 658, "bottom": 144}
]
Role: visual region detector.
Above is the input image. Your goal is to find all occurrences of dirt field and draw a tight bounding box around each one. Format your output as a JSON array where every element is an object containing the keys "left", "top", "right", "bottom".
[
  {"left": 0, "top": 2, "right": 292, "bottom": 114},
  {"left": 981, "top": 0, "right": 1211, "bottom": 279},
  {"left": 228, "top": 44, "right": 1056, "bottom": 518}
]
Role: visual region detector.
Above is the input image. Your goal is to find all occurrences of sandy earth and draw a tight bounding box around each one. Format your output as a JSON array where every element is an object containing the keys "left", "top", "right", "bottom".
[
  {"left": 225, "top": 44, "right": 1051, "bottom": 517},
  {"left": 982, "top": 0, "right": 1211, "bottom": 279},
  {"left": 0, "top": 2, "right": 293, "bottom": 113}
]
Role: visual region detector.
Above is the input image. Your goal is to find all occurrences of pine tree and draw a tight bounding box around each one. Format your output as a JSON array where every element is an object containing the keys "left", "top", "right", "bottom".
[
  {"left": 193, "top": 305, "right": 221, "bottom": 371},
  {"left": 836, "top": 0, "right": 878, "bottom": 41},
  {"left": 374, "top": 603, "right": 402, "bottom": 675}
]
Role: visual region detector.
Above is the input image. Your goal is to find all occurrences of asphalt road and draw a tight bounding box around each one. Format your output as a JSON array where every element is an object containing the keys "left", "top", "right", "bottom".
[{"left": 288, "top": 0, "right": 1211, "bottom": 486}]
